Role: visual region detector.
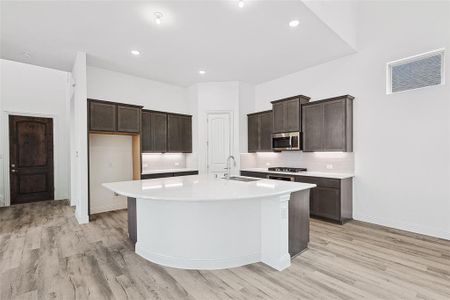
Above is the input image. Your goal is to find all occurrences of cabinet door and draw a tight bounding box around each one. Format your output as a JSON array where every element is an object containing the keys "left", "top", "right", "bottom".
[
  {"left": 167, "top": 114, "right": 192, "bottom": 153},
  {"left": 89, "top": 101, "right": 117, "bottom": 132},
  {"left": 259, "top": 111, "right": 273, "bottom": 151},
  {"left": 141, "top": 111, "right": 152, "bottom": 152},
  {"left": 142, "top": 111, "right": 167, "bottom": 153},
  {"left": 302, "top": 103, "right": 324, "bottom": 151},
  {"left": 310, "top": 187, "right": 340, "bottom": 221},
  {"left": 285, "top": 99, "right": 300, "bottom": 132},
  {"left": 323, "top": 99, "right": 346, "bottom": 151},
  {"left": 247, "top": 114, "right": 260, "bottom": 152},
  {"left": 272, "top": 102, "right": 285, "bottom": 133},
  {"left": 167, "top": 114, "right": 183, "bottom": 152},
  {"left": 181, "top": 116, "right": 192, "bottom": 153},
  {"left": 117, "top": 105, "right": 141, "bottom": 133}
]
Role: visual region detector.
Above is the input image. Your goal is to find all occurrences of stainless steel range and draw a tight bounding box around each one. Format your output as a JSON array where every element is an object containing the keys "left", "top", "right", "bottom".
[
  {"left": 266, "top": 167, "right": 307, "bottom": 181},
  {"left": 268, "top": 167, "right": 307, "bottom": 173}
]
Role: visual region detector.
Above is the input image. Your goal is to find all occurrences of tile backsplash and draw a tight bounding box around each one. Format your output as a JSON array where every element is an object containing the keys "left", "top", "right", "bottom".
[
  {"left": 240, "top": 152, "right": 354, "bottom": 173},
  {"left": 141, "top": 153, "right": 186, "bottom": 172}
]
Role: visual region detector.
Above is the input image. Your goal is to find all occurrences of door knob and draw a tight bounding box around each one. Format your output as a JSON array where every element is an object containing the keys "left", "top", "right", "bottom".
[
  {"left": 11, "top": 164, "right": 15, "bottom": 167},
  {"left": 11, "top": 169, "right": 17, "bottom": 173}
]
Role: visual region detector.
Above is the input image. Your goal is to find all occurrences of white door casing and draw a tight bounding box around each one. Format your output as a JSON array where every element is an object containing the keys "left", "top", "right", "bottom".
[{"left": 207, "top": 112, "right": 232, "bottom": 177}]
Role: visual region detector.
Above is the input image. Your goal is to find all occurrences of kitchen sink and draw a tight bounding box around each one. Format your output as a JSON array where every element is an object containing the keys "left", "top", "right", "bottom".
[{"left": 223, "top": 176, "right": 260, "bottom": 182}]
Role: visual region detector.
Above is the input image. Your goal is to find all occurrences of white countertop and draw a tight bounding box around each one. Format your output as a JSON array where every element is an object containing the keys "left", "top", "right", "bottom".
[
  {"left": 103, "top": 175, "right": 316, "bottom": 201},
  {"left": 241, "top": 168, "right": 354, "bottom": 179},
  {"left": 141, "top": 168, "right": 198, "bottom": 175}
]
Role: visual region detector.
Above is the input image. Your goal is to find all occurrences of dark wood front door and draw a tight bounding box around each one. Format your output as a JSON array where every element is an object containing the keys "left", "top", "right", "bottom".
[{"left": 9, "top": 115, "right": 54, "bottom": 205}]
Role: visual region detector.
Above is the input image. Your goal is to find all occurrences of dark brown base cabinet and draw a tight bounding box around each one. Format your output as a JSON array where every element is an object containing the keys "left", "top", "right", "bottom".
[
  {"left": 240, "top": 170, "right": 353, "bottom": 224},
  {"left": 141, "top": 170, "right": 198, "bottom": 180}
]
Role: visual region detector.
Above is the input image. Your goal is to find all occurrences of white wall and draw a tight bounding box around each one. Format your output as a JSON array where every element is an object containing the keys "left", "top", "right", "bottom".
[
  {"left": 89, "top": 134, "right": 131, "bottom": 214},
  {"left": 87, "top": 66, "right": 189, "bottom": 114},
  {"left": 239, "top": 83, "right": 255, "bottom": 154},
  {"left": 190, "top": 82, "right": 241, "bottom": 174},
  {"left": 71, "top": 52, "right": 89, "bottom": 224},
  {"left": 0, "top": 59, "right": 70, "bottom": 206},
  {"left": 302, "top": 0, "right": 357, "bottom": 50},
  {"left": 254, "top": 1, "right": 450, "bottom": 239}
]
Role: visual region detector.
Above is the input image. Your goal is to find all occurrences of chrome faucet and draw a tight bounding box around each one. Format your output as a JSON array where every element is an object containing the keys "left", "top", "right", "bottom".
[{"left": 225, "top": 155, "right": 236, "bottom": 180}]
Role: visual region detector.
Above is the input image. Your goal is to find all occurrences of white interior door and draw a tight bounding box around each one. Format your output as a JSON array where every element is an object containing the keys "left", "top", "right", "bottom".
[{"left": 207, "top": 112, "right": 231, "bottom": 177}]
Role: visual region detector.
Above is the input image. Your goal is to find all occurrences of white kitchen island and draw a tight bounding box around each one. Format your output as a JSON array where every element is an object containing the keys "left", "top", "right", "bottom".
[{"left": 103, "top": 175, "right": 315, "bottom": 271}]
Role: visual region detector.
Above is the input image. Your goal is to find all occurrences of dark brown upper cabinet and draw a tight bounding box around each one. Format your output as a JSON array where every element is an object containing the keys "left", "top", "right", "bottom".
[
  {"left": 271, "top": 95, "right": 310, "bottom": 133},
  {"left": 142, "top": 110, "right": 167, "bottom": 153},
  {"left": 117, "top": 104, "right": 141, "bottom": 133},
  {"left": 302, "top": 95, "right": 354, "bottom": 152},
  {"left": 89, "top": 100, "right": 117, "bottom": 132},
  {"left": 88, "top": 99, "right": 142, "bottom": 134},
  {"left": 167, "top": 113, "right": 192, "bottom": 153},
  {"left": 247, "top": 110, "right": 273, "bottom": 152}
]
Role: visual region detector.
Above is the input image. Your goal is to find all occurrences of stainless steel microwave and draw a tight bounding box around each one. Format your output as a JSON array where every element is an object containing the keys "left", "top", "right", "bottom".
[{"left": 272, "top": 132, "right": 300, "bottom": 151}]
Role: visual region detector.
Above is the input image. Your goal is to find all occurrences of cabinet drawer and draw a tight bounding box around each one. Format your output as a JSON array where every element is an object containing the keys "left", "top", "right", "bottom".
[
  {"left": 310, "top": 187, "right": 340, "bottom": 221},
  {"left": 295, "top": 176, "right": 340, "bottom": 189},
  {"left": 240, "top": 171, "right": 267, "bottom": 179},
  {"left": 141, "top": 173, "right": 173, "bottom": 179},
  {"left": 174, "top": 171, "right": 198, "bottom": 177}
]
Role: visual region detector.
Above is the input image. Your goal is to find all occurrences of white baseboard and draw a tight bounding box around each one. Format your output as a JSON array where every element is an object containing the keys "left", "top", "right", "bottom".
[
  {"left": 135, "top": 243, "right": 260, "bottom": 270},
  {"left": 75, "top": 212, "right": 89, "bottom": 224},
  {"left": 354, "top": 213, "right": 450, "bottom": 240}
]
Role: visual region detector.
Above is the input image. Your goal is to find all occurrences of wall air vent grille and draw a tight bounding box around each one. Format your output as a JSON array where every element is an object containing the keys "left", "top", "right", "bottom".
[{"left": 387, "top": 49, "right": 445, "bottom": 94}]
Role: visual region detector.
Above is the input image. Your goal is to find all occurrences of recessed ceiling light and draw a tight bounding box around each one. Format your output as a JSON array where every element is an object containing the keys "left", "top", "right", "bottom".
[
  {"left": 238, "top": 0, "right": 245, "bottom": 8},
  {"left": 131, "top": 50, "right": 140, "bottom": 56},
  {"left": 154, "top": 12, "right": 163, "bottom": 25},
  {"left": 199, "top": 70, "right": 206, "bottom": 75},
  {"left": 289, "top": 20, "right": 300, "bottom": 28}
]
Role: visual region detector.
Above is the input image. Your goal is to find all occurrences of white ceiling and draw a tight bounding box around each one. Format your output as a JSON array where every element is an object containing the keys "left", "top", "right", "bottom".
[{"left": 0, "top": 1, "right": 354, "bottom": 86}]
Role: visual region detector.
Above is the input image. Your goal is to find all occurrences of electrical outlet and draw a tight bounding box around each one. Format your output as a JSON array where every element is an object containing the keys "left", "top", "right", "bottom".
[
  {"left": 326, "top": 164, "right": 334, "bottom": 170},
  {"left": 265, "top": 162, "right": 271, "bottom": 166},
  {"left": 143, "top": 163, "right": 149, "bottom": 168},
  {"left": 174, "top": 162, "right": 180, "bottom": 166}
]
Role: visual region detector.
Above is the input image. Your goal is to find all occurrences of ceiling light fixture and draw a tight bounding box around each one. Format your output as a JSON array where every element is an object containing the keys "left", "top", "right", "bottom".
[
  {"left": 131, "top": 50, "right": 140, "bottom": 56},
  {"left": 199, "top": 70, "right": 206, "bottom": 75},
  {"left": 289, "top": 20, "right": 300, "bottom": 28},
  {"left": 154, "top": 12, "right": 163, "bottom": 25},
  {"left": 238, "top": 0, "right": 245, "bottom": 8}
]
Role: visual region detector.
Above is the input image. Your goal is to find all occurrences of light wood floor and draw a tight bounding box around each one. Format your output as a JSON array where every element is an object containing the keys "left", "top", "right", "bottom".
[{"left": 1, "top": 200, "right": 449, "bottom": 300}]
